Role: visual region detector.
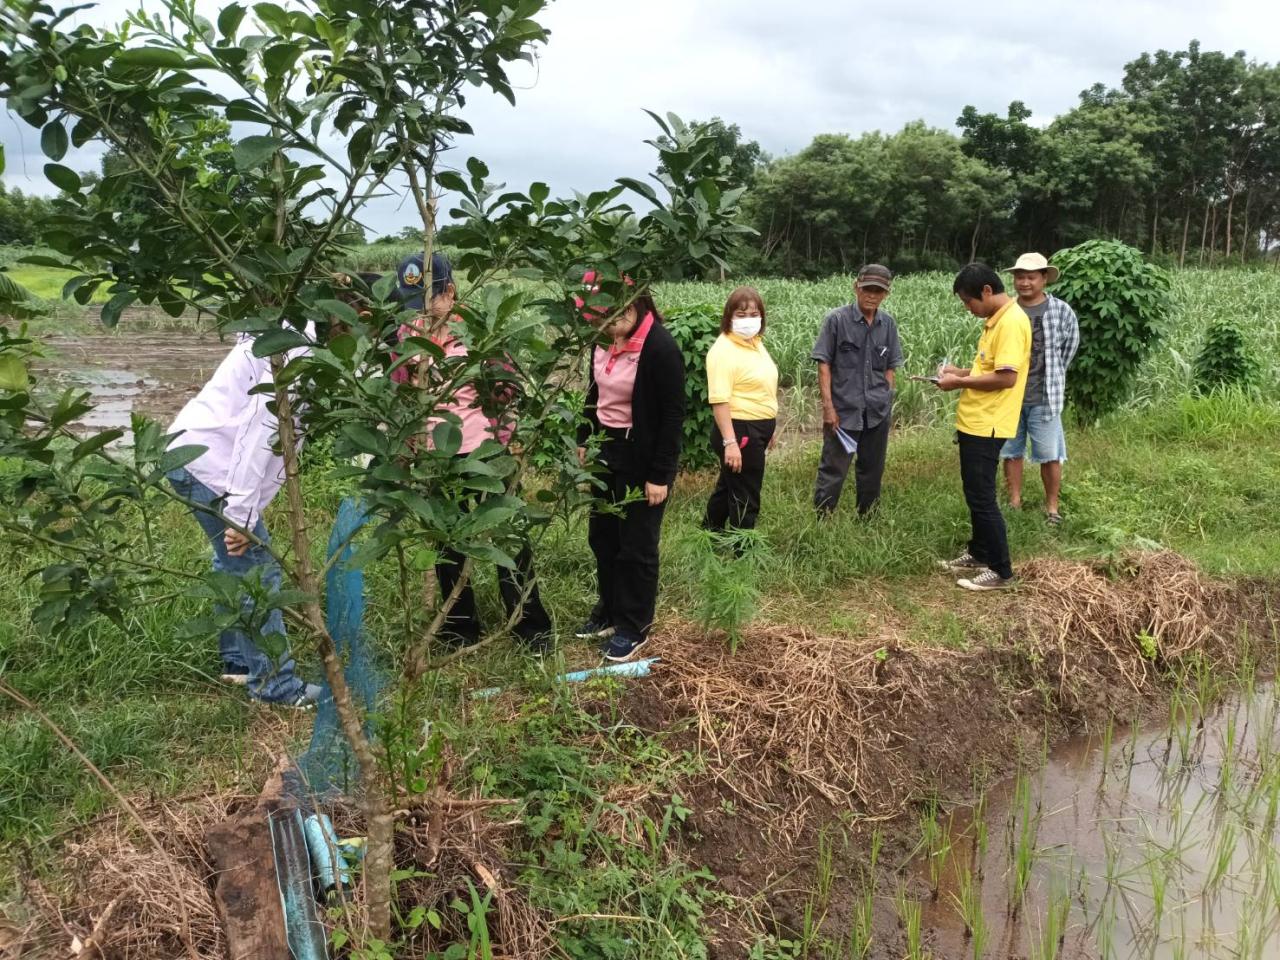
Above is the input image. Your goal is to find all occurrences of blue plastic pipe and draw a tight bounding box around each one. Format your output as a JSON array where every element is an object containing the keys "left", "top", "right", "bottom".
[{"left": 470, "top": 657, "right": 658, "bottom": 699}]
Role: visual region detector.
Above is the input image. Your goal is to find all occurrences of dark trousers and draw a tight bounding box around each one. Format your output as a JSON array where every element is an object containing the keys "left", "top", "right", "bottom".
[
  {"left": 436, "top": 535, "right": 551, "bottom": 646},
  {"left": 813, "top": 416, "right": 891, "bottom": 515},
  {"left": 587, "top": 437, "right": 669, "bottom": 640},
  {"left": 957, "top": 431, "right": 1013, "bottom": 579},
  {"left": 704, "top": 418, "right": 775, "bottom": 532}
]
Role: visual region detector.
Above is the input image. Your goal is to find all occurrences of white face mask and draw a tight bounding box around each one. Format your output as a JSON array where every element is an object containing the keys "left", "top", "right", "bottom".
[{"left": 731, "top": 315, "right": 762, "bottom": 339}]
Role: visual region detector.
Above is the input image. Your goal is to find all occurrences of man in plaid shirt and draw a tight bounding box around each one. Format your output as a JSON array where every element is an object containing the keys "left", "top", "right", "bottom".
[{"left": 1000, "top": 253, "right": 1080, "bottom": 525}]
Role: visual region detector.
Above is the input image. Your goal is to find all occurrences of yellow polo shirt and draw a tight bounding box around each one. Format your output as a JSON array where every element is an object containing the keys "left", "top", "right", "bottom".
[
  {"left": 706, "top": 333, "right": 778, "bottom": 420},
  {"left": 956, "top": 300, "right": 1031, "bottom": 439}
]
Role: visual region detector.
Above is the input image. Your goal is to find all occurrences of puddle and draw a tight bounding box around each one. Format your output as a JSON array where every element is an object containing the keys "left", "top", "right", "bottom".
[
  {"left": 34, "top": 332, "right": 231, "bottom": 443},
  {"left": 908, "top": 681, "right": 1280, "bottom": 959}
]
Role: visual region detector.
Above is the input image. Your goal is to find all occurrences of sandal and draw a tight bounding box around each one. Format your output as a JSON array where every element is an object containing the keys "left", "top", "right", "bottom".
[{"left": 1046, "top": 512, "right": 1062, "bottom": 527}]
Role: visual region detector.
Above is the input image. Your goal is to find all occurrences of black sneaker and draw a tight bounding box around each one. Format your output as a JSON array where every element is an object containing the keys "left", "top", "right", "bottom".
[
  {"left": 574, "top": 618, "right": 615, "bottom": 641},
  {"left": 600, "top": 632, "right": 648, "bottom": 663},
  {"left": 957, "top": 569, "right": 1016, "bottom": 592},
  {"left": 939, "top": 550, "right": 986, "bottom": 571}
]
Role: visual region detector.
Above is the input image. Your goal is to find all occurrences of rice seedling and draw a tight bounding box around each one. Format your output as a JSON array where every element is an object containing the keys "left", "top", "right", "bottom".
[
  {"left": 895, "top": 885, "right": 927, "bottom": 960},
  {"left": 1007, "top": 770, "right": 1042, "bottom": 919},
  {"left": 1028, "top": 875, "right": 1073, "bottom": 960}
]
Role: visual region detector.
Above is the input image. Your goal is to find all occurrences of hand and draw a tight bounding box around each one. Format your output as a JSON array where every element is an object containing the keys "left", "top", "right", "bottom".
[
  {"left": 821, "top": 405, "right": 839, "bottom": 433},
  {"left": 644, "top": 482, "right": 669, "bottom": 506},
  {"left": 576, "top": 446, "right": 587, "bottom": 467},
  {"left": 936, "top": 372, "right": 965, "bottom": 392},
  {"left": 723, "top": 442, "right": 743, "bottom": 474},
  {"left": 224, "top": 528, "right": 252, "bottom": 557}
]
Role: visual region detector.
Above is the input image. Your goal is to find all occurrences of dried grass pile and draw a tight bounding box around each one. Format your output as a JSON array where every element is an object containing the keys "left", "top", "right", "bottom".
[
  {"left": 1018, "top": 550, "right": 1233, "bottom": 704},
  {"left": 326, "top": 777, "right": 556, "bottom": 959},
  {"left": 20, "top": 795, "right": 232, "bottom": 960},
  {"left": 642, "top": 551, "right": 1240, "bottom": 835}
]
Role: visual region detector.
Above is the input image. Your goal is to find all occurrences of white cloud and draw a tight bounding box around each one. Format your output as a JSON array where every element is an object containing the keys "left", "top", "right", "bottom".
[{"left": 4, "top": 0, "right": 1279, "bottom": 235}]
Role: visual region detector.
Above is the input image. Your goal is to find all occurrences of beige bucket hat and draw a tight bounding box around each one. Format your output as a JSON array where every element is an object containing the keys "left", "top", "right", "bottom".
[{"left": 1006, "top": 252, "right": 1060, "bottom": 284}]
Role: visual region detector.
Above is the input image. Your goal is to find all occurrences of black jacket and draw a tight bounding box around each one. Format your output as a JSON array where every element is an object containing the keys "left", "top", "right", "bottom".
[{"left": 578, "top": 321, "right": 686, "bottom": 486}]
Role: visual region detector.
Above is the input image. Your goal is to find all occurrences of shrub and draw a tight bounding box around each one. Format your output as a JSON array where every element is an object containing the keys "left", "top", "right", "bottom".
[
  {"left": 1193, "top": 320, "right": 1258, "bottom": 395},
  {"left": 1052, "top": 239, "right": 1171, "bottom": 421},
  {"left": 663, "top": 303, "right": 721, "bottom": 470}
]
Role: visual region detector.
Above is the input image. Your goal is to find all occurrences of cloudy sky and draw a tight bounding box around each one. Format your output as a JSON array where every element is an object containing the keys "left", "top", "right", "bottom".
[{"left": 5, "top": 0, "right": 1280, "bottom": 236}]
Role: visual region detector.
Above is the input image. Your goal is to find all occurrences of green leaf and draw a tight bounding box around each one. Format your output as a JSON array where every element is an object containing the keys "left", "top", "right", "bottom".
[
  {"left": 41, "top": 121, "right": 68, "bottom": 161},
  {"left": 159, "top": 444, "right": 207, "bottom": 473},
  {"left": 71, "top": 430, "right": 124, "bottom": 462},
  {"left": 232, "top": 135, "right": 284, "bottom": 171},
  {"left": 115, "top": 46, "right": 188, "bottom": 69},
  {"left": 218, "top": 2, "right": 246, "bottom": 39},
  {"left": 432, "top": 421, "right": 462, "bottom": 457},
  {"left": 0, "top": 353, "right": 29, "bottom": 393},
  {"left": 99, "top": 291, "right": 136, "bottom": 328},
  {"left": 529, "top": 182, "right": 549, "bottom": 206},
  {"left": 346, "top": 125, "right": 373, "bottom": 169},
  {"left": 43, "top": 163, "right": 81, "bottom": 193},
  {"left": 251, "top": 328, "right": 310, "bottom": 356}
]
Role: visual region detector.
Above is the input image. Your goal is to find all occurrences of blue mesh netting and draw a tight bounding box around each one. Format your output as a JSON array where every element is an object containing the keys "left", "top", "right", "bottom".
[{"left": 293, "top": 496, "right": 384, "bottom": 798}]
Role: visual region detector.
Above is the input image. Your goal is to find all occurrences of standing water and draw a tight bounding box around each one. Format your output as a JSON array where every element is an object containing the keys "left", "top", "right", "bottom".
[{"left": 910, "top": 680, "right": 1280, "bottom": 959}]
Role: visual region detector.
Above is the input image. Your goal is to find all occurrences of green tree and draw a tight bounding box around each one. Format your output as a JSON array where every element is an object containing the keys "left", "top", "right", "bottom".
[{"left": 0, "top": 0, "right": 747, "bottom": 946}]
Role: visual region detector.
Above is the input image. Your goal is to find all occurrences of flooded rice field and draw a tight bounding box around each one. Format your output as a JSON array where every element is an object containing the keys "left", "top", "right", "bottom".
[
  {"left": 906, "top": 679, "right": 1280, "bottom": 959},
  {"left": 36, "top": 330, "right": 231, "bottom": 441}
]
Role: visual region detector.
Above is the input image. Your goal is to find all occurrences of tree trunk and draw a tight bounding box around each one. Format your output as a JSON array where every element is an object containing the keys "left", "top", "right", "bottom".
[
  {"left": 1240, "top": 191, "right": 1251, "bottom": 264},
  {"left": 1209, "top": 201, "right": 1219, "bottom": 262},
  {"left": 1199, "top": 200, "right": 1211, "bottom": 266},
  {"left": 1150, "top": 197, "right": 1159, "bottom": 256},
  {"left": 1179, "top": 204, "right": 1191, "bottom": 269},
  {"left": 271, "top": 367, "right": 394, "bottom": 943},
  {"left": 969, "top": 212, "right": 982, "bottom": 263},
  {"left": 1225, "top": 191, "right": 1235, "bottom": 259}
]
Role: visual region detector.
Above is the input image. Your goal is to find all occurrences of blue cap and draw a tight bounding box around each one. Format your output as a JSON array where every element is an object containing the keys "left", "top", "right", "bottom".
[{"left": 395, "top": 251, "right": 453, "bottom": 310}]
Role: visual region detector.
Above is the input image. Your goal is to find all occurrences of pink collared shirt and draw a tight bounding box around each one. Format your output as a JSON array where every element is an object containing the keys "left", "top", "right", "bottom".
[
  {"left": 395, "top": 317, "right": 510, "bottom": 454},
  {"left": 593, "top": 311, "right": 654, "bottom": 429},
  {"left": 167, "top": 330, "right": 311, "bottom": 528}
]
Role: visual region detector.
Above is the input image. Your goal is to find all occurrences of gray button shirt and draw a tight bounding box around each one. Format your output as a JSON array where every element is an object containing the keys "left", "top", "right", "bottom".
[{"left": 811, "top": 305, "right": 905, "bottom": 431}]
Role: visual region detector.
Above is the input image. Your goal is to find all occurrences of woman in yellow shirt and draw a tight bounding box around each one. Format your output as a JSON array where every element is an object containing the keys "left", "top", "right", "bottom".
[{"left": 703, "top": 286, "right": 780, "bottom": 533}]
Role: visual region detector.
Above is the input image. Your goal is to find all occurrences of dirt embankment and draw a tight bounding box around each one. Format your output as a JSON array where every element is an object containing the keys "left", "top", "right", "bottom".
[
  {"left": 6, "top": 552, "right": 1274, "bottom": 959},
  {"left": 621, "top": 551, "right": 1276, "bottom": 955}
]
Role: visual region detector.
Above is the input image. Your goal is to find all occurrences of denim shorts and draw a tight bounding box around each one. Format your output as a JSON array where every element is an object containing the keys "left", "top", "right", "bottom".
[{"left": 1000, "top": 404, "right": 1067, "bottom": 464}]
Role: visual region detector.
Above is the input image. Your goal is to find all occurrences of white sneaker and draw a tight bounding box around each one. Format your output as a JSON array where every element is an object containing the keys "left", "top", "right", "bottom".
[{"left": 957, "top": 569, "right": 1016, "bottom": 592}]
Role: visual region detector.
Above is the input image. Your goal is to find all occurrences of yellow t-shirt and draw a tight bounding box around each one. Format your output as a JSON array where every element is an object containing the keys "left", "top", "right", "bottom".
[
  {"left": 706, "top": 333, "right": 779, "bottom": 420},
  {"left": 955, "top": 300, "right": 1032, "bottom": 439}
]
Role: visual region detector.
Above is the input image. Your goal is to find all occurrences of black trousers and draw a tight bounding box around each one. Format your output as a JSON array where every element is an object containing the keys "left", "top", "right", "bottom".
[
  {"left": 587, "top": 437, "right": 669, "bottom": 640},
  {"left": 812, "top": 416, "right": 892, "bottom": 515},
  {"left": 704, "top": 417, "right": 776, "bottom": 532},
  {"left": 957, "top": 431, "right": 1013, "bottom": 579},
  {"left": 436, "top": 533, "right": 552, "bottom": 646}
]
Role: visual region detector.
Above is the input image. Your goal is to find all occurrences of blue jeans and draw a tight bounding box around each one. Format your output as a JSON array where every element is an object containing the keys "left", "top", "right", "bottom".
[{"left": 167, "top": 467, "right": 305, "bottom": 703}]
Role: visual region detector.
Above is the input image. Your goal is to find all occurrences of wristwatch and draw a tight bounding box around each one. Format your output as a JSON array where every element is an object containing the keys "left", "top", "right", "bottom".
[{"left": 722, "top": 437, "right": 736, "bottom": 447}]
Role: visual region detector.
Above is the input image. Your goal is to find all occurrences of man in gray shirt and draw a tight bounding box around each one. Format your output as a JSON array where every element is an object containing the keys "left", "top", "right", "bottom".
[{"left": 811, "top": 263, "right": 905, "bottom": 516}]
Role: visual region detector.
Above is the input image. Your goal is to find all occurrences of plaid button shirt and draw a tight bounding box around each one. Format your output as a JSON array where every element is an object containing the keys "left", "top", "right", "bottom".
[{"left": 1041, "top": 294, "right": 1080, "bottom": 416}]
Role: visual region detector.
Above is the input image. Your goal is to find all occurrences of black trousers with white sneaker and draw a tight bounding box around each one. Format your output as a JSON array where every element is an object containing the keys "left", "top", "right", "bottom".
[{"left": 957, "top": 431, "right": 1013, "bottom": 580}]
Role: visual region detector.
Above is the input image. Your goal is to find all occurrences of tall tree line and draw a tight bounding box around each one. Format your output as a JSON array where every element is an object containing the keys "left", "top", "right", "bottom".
[{"left": 740, "top": 41, "right": 1280, "bottom": 275}]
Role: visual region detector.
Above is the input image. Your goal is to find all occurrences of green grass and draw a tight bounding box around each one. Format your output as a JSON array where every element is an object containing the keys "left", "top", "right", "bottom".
[
  {"left": 5, "top": 391, "right": 1275, "bottom": 854},
  {"left": 3, "top": 265, "right": 1280, "bottom": 951}
]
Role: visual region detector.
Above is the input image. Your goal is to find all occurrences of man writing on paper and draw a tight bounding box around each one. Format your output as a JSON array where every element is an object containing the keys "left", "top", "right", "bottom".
[
  {"left": 936, "top": 263, "right": 1032, "bottom": 591},
  {"left": 810, "top": 264, "right": 905, "bottom": 517}
]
